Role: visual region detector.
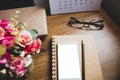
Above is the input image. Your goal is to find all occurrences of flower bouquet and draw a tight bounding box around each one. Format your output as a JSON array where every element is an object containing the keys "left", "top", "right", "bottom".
[{"left": 0, "top": 11, "right": 41, "bottom": 79}]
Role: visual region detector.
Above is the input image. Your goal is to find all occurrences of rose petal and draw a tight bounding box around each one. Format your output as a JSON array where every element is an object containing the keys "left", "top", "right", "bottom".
[
  {"left": 17, "top": 67, "right": 27, "bottom": 77},
  {"left": 0, "top": 52, "right": 10, "bottom": 64},
  {"left": 0, "top": 27, "right": 5, "bottom": 40},
  {"left": 0, "top": 58, "right": 7, "bottom": 64}
]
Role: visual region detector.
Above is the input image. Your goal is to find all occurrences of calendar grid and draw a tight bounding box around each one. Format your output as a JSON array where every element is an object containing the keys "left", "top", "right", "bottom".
[{"left": 49, "top": 0, "right": 101, "bottom": 15}]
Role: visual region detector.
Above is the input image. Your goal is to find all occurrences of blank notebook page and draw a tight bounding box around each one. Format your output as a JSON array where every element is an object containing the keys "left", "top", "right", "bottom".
[{"left": 58, "top": 42, "right": 82, "bottom": 80}]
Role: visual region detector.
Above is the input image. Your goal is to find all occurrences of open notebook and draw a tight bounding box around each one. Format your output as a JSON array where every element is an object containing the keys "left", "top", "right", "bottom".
[{"left": 51, "top": 35, "right": 103, "bottom": 80}]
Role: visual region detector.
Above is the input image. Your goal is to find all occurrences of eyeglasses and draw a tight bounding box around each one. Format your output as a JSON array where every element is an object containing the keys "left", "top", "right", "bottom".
[{"left": 67, "top": 17, "right": 104, "bottom": 30}]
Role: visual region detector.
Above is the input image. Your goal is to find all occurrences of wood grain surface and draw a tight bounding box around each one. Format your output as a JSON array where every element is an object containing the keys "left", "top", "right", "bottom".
[{"left": 27, "top": 8, "right": 120, "bottom": 80}]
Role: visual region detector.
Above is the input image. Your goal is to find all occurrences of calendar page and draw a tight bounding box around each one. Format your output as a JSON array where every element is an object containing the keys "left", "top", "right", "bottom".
[{"left": 49, "top": 0, "right": 102, "bottom": 15}]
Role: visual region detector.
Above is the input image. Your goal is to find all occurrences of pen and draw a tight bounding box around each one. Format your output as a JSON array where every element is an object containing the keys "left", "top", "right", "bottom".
[{"left": 81, "top": 40, "right": 85, "bottom": 80}]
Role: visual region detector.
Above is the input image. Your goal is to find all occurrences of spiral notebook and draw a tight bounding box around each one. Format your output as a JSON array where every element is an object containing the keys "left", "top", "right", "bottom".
[{"left": 51, "top": 35, "right": 103, "bottom": 80}]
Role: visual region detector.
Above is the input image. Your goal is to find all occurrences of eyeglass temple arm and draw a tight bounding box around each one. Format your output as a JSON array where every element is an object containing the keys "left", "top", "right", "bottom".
[{"left": 71, "top": 17, "right": 83, "bottom": 23}]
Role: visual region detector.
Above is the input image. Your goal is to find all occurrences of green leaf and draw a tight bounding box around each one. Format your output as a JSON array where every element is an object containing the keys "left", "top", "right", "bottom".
[
  {"left": 14, "top": 49, "right": 19, "bottom": 53},
  {"left": 0, "top": 45, "right": 6, "bottom": 57},
  {"left": 14, "top": 45, "right": 20, "bottom": 49},
  {"left": 28, "top": 29, "right": 38, "bottom": 40}
]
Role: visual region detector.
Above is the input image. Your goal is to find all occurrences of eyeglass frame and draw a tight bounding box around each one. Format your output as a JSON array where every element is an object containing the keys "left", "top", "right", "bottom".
[{"left": 68, "top": 17, "right": 104, "bottom": 30}]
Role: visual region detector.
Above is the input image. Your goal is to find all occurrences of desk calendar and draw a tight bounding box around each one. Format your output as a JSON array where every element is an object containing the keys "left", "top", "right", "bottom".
[{"left": 49, "top": 0, "right": 102, "bottom": 15}]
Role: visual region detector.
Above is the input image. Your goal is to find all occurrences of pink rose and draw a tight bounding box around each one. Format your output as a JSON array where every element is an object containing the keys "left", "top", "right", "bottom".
[
  {"left": 25, "top": 38, "right": 41, "bottom": 54},
  {"left": 18, "top": 30, "right": 33, "bottom": 47},
  {"left": 6, "top": 57, "right": 27, "bottom": 77},
  {"left": 0, "top": 52, "right": 11, "bottom": 64},
  {"left": 0, "top": 36, "right": 15, "bottom": 49},
  {"left": 0, "top": 27, "right": 5, "bottom": 40},
  {"left": 0, "top": 20, "right": 11, "bottom": 29}
]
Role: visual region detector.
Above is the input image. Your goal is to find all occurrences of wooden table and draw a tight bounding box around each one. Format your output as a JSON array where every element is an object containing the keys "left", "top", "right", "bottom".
[{"left": 27, "top": 8, "right": 120, "bottom": 80}]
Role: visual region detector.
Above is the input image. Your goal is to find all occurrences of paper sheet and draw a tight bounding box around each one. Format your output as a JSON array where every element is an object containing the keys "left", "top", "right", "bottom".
[{"left": 58, "top": 42, "right": 82, "bottom": 80}]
